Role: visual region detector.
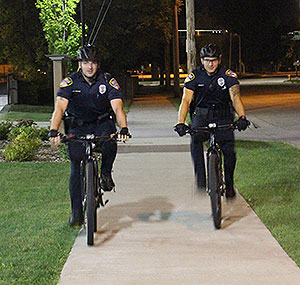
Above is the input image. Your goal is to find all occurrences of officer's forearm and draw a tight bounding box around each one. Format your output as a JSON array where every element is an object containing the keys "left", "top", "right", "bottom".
[
  {"left": 232, "top": 95, "right": 245, "bottom": 117},
  {"left": 230, "top": 84, "right": 245, "bottom": 117},
  {"left": 115, "top": 108, "right": 127, "bottom": 128},
  {"left": 178, "top": 100, "right": 189, "bottom": 123},
  {"left": 50, "top": 97, "right": 68, "bottom": 130},
  {"left": 111, "top": 99, "right": 127, "bottom": 128},
  {"left": 50, "top": 108, "right": 64, "bottom": 131},
  {"left": 178, "top": 88, "right": 194, "bottom": 124}
]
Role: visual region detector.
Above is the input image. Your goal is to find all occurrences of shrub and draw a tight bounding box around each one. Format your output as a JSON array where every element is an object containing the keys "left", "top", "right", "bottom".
[
  {"left": 38, "top": 127, "right": 50, "bottom": 141},
  {"left": 2, "top": 131, "right": 42, "bottom": 161},
  {"left": 0, "top": 120, "right": 13, "bottom": 140},
  {"left": 15, "top": 119, "right": 37, "bottom": 128},
  {"left": 7, "top": 124, "right": 49, "bottom": 141},
  {"left": 8, "top": 125, "right": 41, "bottom": 141}
]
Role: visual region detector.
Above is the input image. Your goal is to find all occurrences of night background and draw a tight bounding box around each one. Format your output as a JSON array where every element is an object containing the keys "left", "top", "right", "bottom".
[{"left": 0, "top": 0, "right": 299, "bottom": 104}]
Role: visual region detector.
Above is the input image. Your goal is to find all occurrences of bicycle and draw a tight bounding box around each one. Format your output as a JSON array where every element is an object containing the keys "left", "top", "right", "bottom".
[
  {"left": 188, "top": 122, "right": 240, "bottom": 229},
  {"left": 61, "top": 133, "right": 117, "bottom": 246}
]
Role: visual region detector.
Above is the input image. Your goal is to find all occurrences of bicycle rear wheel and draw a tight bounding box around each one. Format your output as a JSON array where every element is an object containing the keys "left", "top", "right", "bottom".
[
  {"left": 208, "top": 152, "right": 222, "bottom": 229},
  {"left": 86, "top": 160, "right": 96, "bottom": 245}
]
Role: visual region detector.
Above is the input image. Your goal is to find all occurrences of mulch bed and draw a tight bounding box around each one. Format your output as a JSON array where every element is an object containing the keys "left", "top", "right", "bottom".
[{"left": 0, "top": 140, "right": 68, "bottom": 162}]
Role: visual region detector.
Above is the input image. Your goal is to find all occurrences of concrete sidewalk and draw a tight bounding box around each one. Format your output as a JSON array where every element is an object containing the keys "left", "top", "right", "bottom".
[{"left": 59, "top": 93, "right": 300, "bottom": 284}]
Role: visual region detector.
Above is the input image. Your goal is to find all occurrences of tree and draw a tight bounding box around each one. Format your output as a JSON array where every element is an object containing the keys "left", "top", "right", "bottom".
[
  {"left": 0, "top": 0, "right": 47, "bottom": 76},
  {"left": 35, "top": 0, "right": 82, "bottom": 56},
  {"left": 81, "top": 0, "right": 177, "bottom": 75}
]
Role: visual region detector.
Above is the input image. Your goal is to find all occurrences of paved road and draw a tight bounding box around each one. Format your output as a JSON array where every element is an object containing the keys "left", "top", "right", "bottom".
[
  {"left": 59, "top": 85, "right": 300, "bottom": 284},
  {"left": 237, "top": 77, "right": 300, "bottom": 148}
]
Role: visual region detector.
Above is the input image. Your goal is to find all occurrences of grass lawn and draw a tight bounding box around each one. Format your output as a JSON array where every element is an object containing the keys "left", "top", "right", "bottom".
[
  {"left": 235, "top": 140, "right": 300, "bottom": 266},
  {"left": 0, "top": 162, "right": 79, "bottom": 284},
  {"left": 1, "top": 141, "right": 300, "bottom": 283},
  {"left": 0, "top": 104, "right": 53, "bottom": 122},
  {"left": 0, "top": 101, "right": 131, "bottom": 122}
]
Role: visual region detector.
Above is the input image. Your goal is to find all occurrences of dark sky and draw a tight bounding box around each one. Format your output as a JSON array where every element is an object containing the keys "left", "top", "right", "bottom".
[
  {"left": 184, "top": 0, "right": 299, "bottom": 33},
  {"left": 178, "top": 0, "right": 300, "bottom": 70}
]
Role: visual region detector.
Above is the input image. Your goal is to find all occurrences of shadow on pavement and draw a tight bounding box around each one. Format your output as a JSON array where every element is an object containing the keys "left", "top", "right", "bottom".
[
  {"left": 222, "top": 195, "right": 252, "bottom": 229},
  {"left": 94, "top": 196, "right": 174, "bottom": 247}
]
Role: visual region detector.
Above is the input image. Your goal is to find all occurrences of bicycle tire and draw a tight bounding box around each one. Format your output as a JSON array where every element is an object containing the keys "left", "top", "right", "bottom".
[
  {"left": 93, "top": 159, "right": 99, "bottom": 232},
  {"left": 86, "top": 160, "right": 96, "bottom": 245},
  {"left": 208, "top": 152, "right": 222, "bottom": 229}
]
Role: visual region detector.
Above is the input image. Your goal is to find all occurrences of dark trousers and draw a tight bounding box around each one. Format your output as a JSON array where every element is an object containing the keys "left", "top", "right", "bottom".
[
  {"left": 191, "top": 115, "right": 236, "bottom": 189},
  {"left": 68, "top": 119, "right": 117, "bottom": 212}
]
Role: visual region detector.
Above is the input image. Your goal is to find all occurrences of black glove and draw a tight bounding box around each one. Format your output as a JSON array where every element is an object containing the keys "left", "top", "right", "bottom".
[
  {"left": 48, "top": 129, "right": 59, "bottom": 138},
  {"left": 119, "top": 127, "right": 131, "bottom": 137},
  {"left": 236, "top": 116, "right": 250, "bottom": 131},
  {"left": 174, "top": 123, "right": 189, "bottom": 137}
]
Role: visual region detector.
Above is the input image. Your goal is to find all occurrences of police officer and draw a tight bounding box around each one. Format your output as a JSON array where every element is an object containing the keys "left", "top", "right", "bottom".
[
  {"left": 49, "top": 45, "right": 130, "bottom": 226},
  {"left": 175, "top": 43, "right": 249, "bottom": 198}
]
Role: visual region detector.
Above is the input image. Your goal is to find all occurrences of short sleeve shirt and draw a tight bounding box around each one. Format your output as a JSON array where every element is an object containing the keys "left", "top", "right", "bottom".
[
  {"left": 184, "top": 67, "right": 239, "bottom": 107},
  {"left": 57, "top": 70, "right": 122, "bottom": 122}
]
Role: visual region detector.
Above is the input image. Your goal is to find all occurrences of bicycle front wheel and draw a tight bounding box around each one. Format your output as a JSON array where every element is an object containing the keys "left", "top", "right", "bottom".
[
  {"left": 208, "top": 152, "right": 222, "bottom": 229},
  {"left": 86, "top": 160, "right": 96, "bottom": 245}
]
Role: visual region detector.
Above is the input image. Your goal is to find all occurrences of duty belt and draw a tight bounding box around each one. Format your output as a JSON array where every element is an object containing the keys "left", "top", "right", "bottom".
[
  {"left": 194, "top": 105, "right": 233, "bottom": 119},
  {"left": 63, "top": 113, "right": 112, "bottom": 128}
]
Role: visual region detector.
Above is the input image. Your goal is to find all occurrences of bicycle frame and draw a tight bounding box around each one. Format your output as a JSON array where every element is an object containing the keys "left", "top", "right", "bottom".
[
  {"left": 205, "top": 124, "right": 226, "bottom": 196},
  {"left": 62, "top": 134, "right": 116, "bottom": 245},
  {"left": 189, "top": 123, "right": 236, "bottom": 229}
]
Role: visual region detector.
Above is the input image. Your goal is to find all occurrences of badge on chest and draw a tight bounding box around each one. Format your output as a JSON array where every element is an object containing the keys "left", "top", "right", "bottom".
[{"left": 99, "top": 84, "right": 107, "bottom": 94}]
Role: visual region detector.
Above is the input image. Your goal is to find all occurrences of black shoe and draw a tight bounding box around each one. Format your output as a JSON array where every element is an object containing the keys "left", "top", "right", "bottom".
[
  {"left": 225, "top": 186, "right": 236, "bottom": 199},
  {"left": 100, "top": 173, "right": 115, "bottom": 192},
  {"left": 68, "top": 210, "right": 84, "bottom": 227}
]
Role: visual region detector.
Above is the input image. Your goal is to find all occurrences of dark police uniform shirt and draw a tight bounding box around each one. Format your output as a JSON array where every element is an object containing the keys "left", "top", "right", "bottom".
[
  {"left": 57, "top": 70, "right": 122, "bottom": 123},
  {"left": 184, "top": 66, "right": 239, "bottom": 109}
]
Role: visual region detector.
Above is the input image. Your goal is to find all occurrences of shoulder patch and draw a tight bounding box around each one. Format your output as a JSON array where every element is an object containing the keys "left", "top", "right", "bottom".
[
  {"left": 184, "top": 73, "right": 195, "bottom": 83},
  {"left": 59, "top": 77, "right": 73, "bottom": 88},
  {"left": 225, "top": 69, "right": 238, "bottom": 78},
  {"left": 109, "top": 78, "right": 120, "bottom": 90}
]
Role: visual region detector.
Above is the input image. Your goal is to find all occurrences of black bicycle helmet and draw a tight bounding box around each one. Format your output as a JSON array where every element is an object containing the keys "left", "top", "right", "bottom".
[
  {"left": 77, "top": 44, "right": 100, "bottom": 62},
  {"left": 200, "top": 43, "right": 221, "bottom": 58}
]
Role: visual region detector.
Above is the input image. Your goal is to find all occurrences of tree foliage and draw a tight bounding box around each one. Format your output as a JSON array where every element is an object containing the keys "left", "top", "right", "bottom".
[
  {"left": 0, "top": 0, "right": 47, "bottom": 76},
  {"left": 35, "top": 0, "right": 82, "bottom": 55},
  {"left": 83, "top": 0, "right": 178, "bottom": 74},
  {"left": 0, "top": 0, "right": 179, "bottom": 76}
]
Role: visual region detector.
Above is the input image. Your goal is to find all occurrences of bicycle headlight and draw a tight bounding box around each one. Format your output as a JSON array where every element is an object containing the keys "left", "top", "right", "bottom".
[{"left": 208, "top": 123, "right": 217, "bottom": 128}]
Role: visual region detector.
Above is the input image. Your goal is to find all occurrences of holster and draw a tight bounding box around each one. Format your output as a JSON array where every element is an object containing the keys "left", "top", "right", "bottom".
[{"left": 63, "top": 112, "right": 113, "bottom": 133}]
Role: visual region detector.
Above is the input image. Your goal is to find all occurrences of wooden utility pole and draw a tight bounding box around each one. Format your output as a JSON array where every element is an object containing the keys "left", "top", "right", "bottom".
[
  {"left": 173, "top": 2, "right": 180, "bottom": 98},
  {"left": 186, "top": 0, "right": 196, "bottom": 73},
  {"left": 164, "top": 42, "right": 171, "bottom": 89}
]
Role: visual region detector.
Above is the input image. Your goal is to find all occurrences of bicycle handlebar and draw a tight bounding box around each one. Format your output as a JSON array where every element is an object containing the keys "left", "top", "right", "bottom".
[
  {"left": 187, "top": 122, "right": 237, "bottom": 135},
  {"left": 60, "top": 133, "right": 118, "bottom": 144}
]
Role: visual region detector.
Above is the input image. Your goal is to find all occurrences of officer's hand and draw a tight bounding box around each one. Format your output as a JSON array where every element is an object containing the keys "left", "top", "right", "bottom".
[
  {"left": 174, "top": 123, "right": 190, "bottom": 137},
  {"left": 235, "top": 116, "right": 250, "bottom": 131},
  {"left": 48, "top": 129, "right": 61, "bottom": 148},
  {"left": 118, "top": 127, "right": 131, "bottom": 142}
]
